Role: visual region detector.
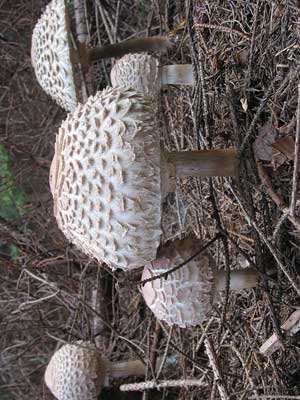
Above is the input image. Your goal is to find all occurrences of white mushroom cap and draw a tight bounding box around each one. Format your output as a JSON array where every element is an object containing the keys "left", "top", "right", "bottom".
[
  {"left": 44, "top": 341, "right": 106, "bottom": 400},
  {"left": 50, "top": 86, "right": 162, "bottom": 270},
  {"left": 110, "top": 53, "right": 161, "bottom": 99},
  {"left": 141, "top": 237, "right": 216, "bottom": 328},
  {"left": 31, "top": 0, "right": 78, "bottom": 111}
]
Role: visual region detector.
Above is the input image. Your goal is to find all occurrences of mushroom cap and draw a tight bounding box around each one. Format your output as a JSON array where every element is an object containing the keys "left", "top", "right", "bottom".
[
  {"left": 110, "top": 53, "right": 161, "bottom": 98},
  {"left": 50, "top": 86, "right": 162, "bottom": 270},
  {"left": 141, "top": 237, "right": 217, "bottom": 328},
  {"left": 44, "top": 341, "right": 106, "bottom": 400},
  {"left": 31, "top": 0, "right": 78, "bottom": 111}
]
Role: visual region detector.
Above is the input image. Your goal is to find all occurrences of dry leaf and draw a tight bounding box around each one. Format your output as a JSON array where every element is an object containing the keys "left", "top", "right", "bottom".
[
  {"left": 271, "top": 148, "right": 287, "bottom": 170},
  {"left": 240, "top": 97, "right": 248, "bottom": 112},
  {"left": 272, "top": 135, "right": 295, "bottom": 160},
  {"left": 253, "top": 120, "right": 278, "bottom": 161}
]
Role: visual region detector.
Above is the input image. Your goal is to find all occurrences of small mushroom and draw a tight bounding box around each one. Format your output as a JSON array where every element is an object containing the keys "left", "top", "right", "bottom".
[
  {"left": 31, "top": 0, "right": 172, "bottom": 111},
  {"left": 141, "top": 237, "right": 259, "bottom": 328},
  {"left": 45, "top": 341, "right": 176, "bottom": 400},
  {"left": 110, "top": 53, "right": 194, "bottom": 98},
  {"left": 50, "top": 86, "right": 237, "bottom": 270}
]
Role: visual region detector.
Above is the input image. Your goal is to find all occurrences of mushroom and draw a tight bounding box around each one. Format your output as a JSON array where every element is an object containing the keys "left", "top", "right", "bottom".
[
  {"left": 110, "top": 53, "right": 194, "bottom": 98},
  {"left": 31, "top": 0, "right": 172, "bottom": 111},
  {"left": 141, "top": 237, "right": 259, "bottom": 328},
  {"left": 45, "top": 340, "right": 176, "bottom": 400},
  {"left": 50, "top": 86, "right": 237, "bottom": 270}
]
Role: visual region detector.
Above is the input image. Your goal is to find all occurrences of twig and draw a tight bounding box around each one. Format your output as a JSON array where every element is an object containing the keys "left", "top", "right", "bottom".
[
  {"left": 73, "top": 0, "right": 88, "bottom": 43},
  {"left": 156, "top": 326, "right": 173, "bottom": 380},
  {"left": 246, "top": 3, "right": 260, "bottom": 85},
  {"left": 204, "top": 337, "right": 229, "bottom": 400},
  {"left": 290, "top": 84, "right": 300, "bottom": 217},
  {"left": 95, "top": 0, "right": 114, "bottom": 44},
  {"left": 249, "top": 396, "right": 300, "bottom": 400},
  {"left": 139, "top": 234, "right": 221, "bottom": 287},
  {"left": 231, "top": 343, "right": 259, "bottom": 398},
  {"left": 194, "top": 22, "right": 250, "bottom": 40},
  {"left": 149, "top": 321, "right": 161, "bottom": 377},
  {"left": 120, "top": 379, "right": 207, "bottom": 392}
]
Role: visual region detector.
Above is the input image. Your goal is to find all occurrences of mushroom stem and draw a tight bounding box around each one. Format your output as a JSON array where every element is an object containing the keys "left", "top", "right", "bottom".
[
  {"left": 105, "top": 355, "right": 176, "bottom": 379},
  {"left": 164, "top": 148, "right": 237, "bottom": 178},
  {"left": 216, "top": 268, "right": 260, "bottom": 291},
  {"left": 86, "top": 36, "right": 172, "bottom": 63},
  {"left": 160, "top": 64, "right": 194, "bottom": 86}
]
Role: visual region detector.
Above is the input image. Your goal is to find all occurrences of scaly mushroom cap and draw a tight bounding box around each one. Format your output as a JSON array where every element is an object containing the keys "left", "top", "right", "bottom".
[
  {"left": 50, "top": 86, "right": 162, "bottom": 270},
  {"left": 110, "top": 53, "right": 161, "bottom": 98},
  {"left": 44, "top": 341, "right": 106, "bottom": 400},
  {"left": 142, "top": 237, "right": 217, "bottom": 328},
  {"left": 31, "top": 0, "right": 78, "bottom": 111}
]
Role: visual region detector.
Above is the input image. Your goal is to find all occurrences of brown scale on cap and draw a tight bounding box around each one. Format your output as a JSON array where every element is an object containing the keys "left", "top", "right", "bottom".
[
  {"left": 142, "top": 237, "right": 260, "bottom": 328},
  {"left": 31, "top": 0, "right": 78, "bottom": 111},
  {"left": 142, "top": 237, "right": 216, "bottom": 328},
  {"left": 50, "top": 86, "right": 162, "bottom": 270}
]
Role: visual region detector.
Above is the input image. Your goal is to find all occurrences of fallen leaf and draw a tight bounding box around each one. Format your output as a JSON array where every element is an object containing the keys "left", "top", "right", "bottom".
[
  {"left": 253, "top": 120, "right": 278, "bottom": 161},
  {"left": 272, "top": 135, "right": 295, "bottom": 160},
  {"left": 240, "top": 97, "right": 248, "bottom": 112},
  {"left": 271, "top": 148, "right": 287, "bottom": 170}
]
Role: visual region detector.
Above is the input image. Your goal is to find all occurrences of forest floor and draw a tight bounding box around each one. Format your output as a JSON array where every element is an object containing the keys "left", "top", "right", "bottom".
[{"left": 1, "top": 1, "right": 300, "bottom": 399}]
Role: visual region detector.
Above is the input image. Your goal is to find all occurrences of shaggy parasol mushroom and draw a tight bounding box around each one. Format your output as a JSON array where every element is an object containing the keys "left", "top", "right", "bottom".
[
  {"left": 45, "top": 341, "right": 176, "bottom": 400},
  {"left": 141, "top": 237, "right": 259, "bottom": 328},
  {"left": 110, "top": 53, "right": 194, "bottom": 98},
  {"left": 31, "top": 0, "right": 172, "bottom": 111},
  {"left": 50, "top": 86, "right": 237, "bottom": 270}
]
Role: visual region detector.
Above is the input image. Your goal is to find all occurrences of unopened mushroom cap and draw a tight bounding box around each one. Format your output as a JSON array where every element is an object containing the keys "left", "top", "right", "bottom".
[
  {"left": 110, "top": 53, "right": 161, "bottom": 98},
  {"left": 142, "top": 237, "right": 216, "bottom": 328},
  {"left": 31, "top": 0, "right": 78, "bottom": 111},
  {"left": 50, "top": 86, "right": 162, "bottom": 270},
  {"left": 44, "top": 341, "right": 106, "bottom": 400}
]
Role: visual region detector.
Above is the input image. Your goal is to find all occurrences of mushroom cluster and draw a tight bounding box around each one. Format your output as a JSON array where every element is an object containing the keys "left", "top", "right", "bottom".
[{"left": 32, "top": 2, "right": 252, "bottom": 398}]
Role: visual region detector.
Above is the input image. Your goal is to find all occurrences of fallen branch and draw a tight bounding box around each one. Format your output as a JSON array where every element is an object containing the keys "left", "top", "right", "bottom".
[
  {"left": 290, "top": 84, "right": 300, "bottom": 218},
  {"left": 120, "top": 378, "right": 207, "bottom": 392},
  {"left": 204, "top": 337, "right": 229, "bottom": 400}
]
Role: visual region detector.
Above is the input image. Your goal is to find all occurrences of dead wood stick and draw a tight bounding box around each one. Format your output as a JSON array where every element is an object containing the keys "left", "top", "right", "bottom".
[
  {"left": 204, "top": 337, "right": 229, "bottom": 400},
  {"left": 259, "top": 309, "right": 300, "bottom": 357},
  {"left": 120, "top": 378, "right": 207, "bottom": 392},
  {"left": 73, "top": 0, "right": 88, "bottom": 43},
  {"left": 290, "top": 84, "right": 300, "bottom": 218}
]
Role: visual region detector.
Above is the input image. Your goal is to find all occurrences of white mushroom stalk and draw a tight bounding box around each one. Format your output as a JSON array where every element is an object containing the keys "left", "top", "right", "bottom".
[
  {"left": 31, "top": 0, "right": 172, "bottom": 111},
  {"left": 111, "top": 53, "right": 194, "bottom": 99},
  {"left": 141, "top": 237, "right": 259, "bottom": 328},
  {"left": 50, "top": 86, "right": 237, "bottom": 270},
  {"left": 45, "top": 341, "right": 176, "bottom": 400}
]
